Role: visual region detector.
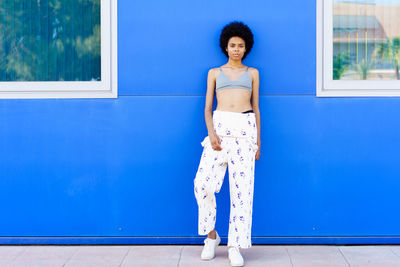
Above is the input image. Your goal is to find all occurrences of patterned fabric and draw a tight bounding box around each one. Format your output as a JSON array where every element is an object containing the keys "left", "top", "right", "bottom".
[{"left": 194, "top": 110, "right": 258, "bottom": 249}]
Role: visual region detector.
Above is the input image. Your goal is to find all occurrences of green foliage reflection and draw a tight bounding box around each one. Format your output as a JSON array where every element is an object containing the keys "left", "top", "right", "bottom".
[{"left": 0, "top": 0, "right": 101, "bottom": 81}]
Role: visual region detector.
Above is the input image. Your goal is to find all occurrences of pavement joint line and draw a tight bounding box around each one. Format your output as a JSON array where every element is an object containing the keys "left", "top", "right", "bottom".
[
  {"left": 389, "top": 246, "right": 400, "bottom": 259},
  {"left": 11, "top": 246, "right": 28, "bottom": 263},
  {"left": 338, "top": 247, "right": 351, "bottom": 267},
  {"left": 177, "top": 246, "right": 184, "bottom": 267},
  {"left": 285, "top": 246, "right": 294, "bottom": 267},
  {"left": 118, "top": 246, "right": 131, "bottom": 267},
  {"left": 62, "top": 246, "right": 80, "bottom": 267}
]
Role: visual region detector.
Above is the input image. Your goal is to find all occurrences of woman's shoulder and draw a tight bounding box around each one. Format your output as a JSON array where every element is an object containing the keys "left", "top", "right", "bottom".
[
  {"left": 207, "top": 67, "right": 222, "bottom": 78},
  {"left": 247, "top": 66, "right": 259, "bottom": 77},
  {"left": 247, "top": 66, "right": 259, "bottom": 72},
  {"left": 209, "top": 66, "right": 222, "bottom": 72}
]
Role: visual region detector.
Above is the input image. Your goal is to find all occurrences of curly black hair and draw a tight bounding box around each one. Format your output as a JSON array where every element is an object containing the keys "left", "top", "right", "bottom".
[{"left": 219, "top": 21, "right": 254, "bottom": 60}]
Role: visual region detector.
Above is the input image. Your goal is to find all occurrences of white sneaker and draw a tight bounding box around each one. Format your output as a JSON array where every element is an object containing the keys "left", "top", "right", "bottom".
[
  {"left": 200, "top": 231, "right": 221, "bottom": 260},
  {"left": 228, "top": 246, "right": 244, "bottom": 267}
]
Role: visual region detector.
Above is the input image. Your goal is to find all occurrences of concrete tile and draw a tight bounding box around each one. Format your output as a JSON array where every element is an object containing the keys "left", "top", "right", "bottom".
[
  {"left": 243, "top": 245, "right": 292, "bottom": 267},
  {"left": 180, "top": 245, "right": 291, "bottom": 267},
  {"left": 339, "top": 245, "right": 400, "bottom": 267},
  {"left": 179, "top": 245, "right": 230, "bottom": 267},
  {"left": 121, "top": 245, "right": 182, "bottom": 267},
  {"left": 1, "top": 245, "right": 399, "bottom": 267},
  {"left": 65, "top": 245, "right": 129, "bottom": 267},
  {"left": 0, "top": 246, "right": 27, "bottom": 261},
  {"left": 387, "top": 245, "right": 400, "bottom": 258},
  {"left": 8, "top": 246, "right": 78, "bottom": 267},
  {"left": 286, "top": 245, "right": 348, "bottom": 267}
]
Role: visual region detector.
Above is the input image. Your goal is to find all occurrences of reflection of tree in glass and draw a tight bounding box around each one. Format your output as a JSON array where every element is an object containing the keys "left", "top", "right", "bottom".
[
  {"left": 352, "top": 30, "right": 375, "bottom": 80},
  {"left": 374, "top": 37, "right": 400, "bottom": 80},
  {"left": 354, "top": 58, "right": 375, "bottom": 80},
  {"left": 0, "top": 0, "right": 101, "bottom": 82},
  {"left": 333, "top": 51, "right": 350, "bottom": 80}
]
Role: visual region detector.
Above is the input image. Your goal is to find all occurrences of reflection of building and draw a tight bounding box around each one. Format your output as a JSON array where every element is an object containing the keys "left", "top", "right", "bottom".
[
  {"left": 333, "top": 15, "right": 385, "bottom": 42},
  {"left": 333, "top": 2, "right": 400, "bottom": 79},
  {"left": 334, "top": 2, "right": 400, "bottom": 38}
]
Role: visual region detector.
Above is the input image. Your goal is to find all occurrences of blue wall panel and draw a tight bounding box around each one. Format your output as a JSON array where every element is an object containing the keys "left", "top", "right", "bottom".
[
  {"left": 1, "top": 0, "right": 400, "bottom": 244},
  {"left": 119, "top": 0, "right": 316, "bottom": 95},
  {"left": 1, "top": 96, "right": 400, "bottom": 242}
]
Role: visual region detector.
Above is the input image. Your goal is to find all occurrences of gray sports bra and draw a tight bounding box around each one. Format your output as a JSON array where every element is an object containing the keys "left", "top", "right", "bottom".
[{"left": 216, "top": 66, "right": 252, "bottom": 92}]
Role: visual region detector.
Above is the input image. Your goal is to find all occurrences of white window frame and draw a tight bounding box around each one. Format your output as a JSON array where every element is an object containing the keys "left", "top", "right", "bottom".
[
  {"left": 317, "top": 0, "right": 400, "bottom": 97},
  {"left": 0, "top": 0, "right": 117, "bottom": 99}
]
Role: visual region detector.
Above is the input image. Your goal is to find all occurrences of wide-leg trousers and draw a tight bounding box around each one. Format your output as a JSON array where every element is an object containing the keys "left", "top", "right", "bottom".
[{"left": 193, "top": 110, "right": 258, "bottom": 249}]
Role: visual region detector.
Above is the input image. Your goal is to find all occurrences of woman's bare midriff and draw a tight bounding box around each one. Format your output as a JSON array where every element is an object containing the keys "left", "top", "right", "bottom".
[{"left": 216, "top": 88, "right": 253, "bottom": 113}]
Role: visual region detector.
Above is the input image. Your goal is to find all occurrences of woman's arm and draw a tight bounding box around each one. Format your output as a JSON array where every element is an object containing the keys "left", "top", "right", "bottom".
[
  {"left": 204, "top": 68, "right": 216, "bottom": 135},
  {"left": 204, "top": 68, "right": 222, "bottom": 150},
  {"left": 251, "top": 68, "right": 261, "bottom": 159}
]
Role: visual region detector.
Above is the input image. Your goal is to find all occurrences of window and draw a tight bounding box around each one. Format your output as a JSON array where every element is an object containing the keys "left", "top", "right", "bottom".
[
  {"left": 0, "top": 0, "right": 117, "bottom": 99},
  {"left": 317, "top": 0, "right": 400, "bottom": 96}
]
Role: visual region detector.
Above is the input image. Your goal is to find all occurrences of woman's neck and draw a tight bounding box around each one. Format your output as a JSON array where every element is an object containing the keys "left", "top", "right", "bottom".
[{"left": 225, "top": 58, "right": 245, "bottom": 69}]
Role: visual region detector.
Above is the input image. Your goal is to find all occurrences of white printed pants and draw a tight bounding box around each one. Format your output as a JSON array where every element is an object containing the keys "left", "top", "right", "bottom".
[{"left": 193, "top": 110, "right": 258, "bottom": 249}]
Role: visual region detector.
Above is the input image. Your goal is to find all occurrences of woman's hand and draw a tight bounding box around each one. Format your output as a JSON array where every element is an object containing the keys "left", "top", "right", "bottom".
[
  {"left": 209, "top": 132, "right": 222, "bottom": 151},
  {"left": 255, "top": 147, "right": 261, "bottom": 161}
]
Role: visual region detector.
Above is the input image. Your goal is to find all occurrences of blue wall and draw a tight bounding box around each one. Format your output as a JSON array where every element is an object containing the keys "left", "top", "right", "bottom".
[{"left": 1, "top": 0, "right": 400, "bottom": 244}]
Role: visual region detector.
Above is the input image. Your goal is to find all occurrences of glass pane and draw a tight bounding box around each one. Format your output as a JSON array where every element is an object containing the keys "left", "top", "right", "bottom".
[
  {"left": 333, "top": 0, "right": 400, "bottom": 80},
  {"left": 0, "top": 0, "right": 101, "bottom": 82}
]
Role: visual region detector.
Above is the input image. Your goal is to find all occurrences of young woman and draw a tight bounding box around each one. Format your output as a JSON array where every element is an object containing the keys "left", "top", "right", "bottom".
[{"left": 193, "top": 21, "right": 261, "bottom": 267}]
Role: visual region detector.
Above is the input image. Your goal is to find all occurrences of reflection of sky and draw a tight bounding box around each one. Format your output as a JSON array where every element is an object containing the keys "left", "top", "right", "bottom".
[{"left": 334, "top": 0, "right": 400, "bottom": 5}]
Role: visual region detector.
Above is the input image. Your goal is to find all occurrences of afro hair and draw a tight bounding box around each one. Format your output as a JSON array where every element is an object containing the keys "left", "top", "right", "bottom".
[{"left": 219, "top": 21, "right": 254, "bottom": 60}]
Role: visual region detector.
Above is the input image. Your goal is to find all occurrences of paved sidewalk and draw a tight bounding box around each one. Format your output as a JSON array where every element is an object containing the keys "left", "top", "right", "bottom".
[{"left": 1, "top": 245, "right": 400, "bottom": 266}]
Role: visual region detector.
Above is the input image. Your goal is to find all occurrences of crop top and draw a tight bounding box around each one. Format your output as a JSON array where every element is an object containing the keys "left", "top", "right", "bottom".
[{"left": 215, "top": 66, "right": 252, "bottom": 92}]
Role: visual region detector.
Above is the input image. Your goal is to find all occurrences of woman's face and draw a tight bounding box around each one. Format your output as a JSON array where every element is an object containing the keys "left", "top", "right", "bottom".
[{"left": 226, "top": 36, "right": 246, "bottom": 60}]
